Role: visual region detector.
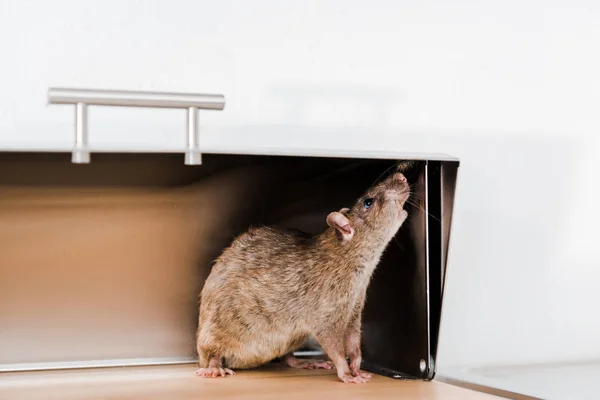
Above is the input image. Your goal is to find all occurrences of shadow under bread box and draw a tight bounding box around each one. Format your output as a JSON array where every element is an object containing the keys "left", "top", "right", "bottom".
[{"left": 0, "top": 150, "right": 459, "bottom": 381}]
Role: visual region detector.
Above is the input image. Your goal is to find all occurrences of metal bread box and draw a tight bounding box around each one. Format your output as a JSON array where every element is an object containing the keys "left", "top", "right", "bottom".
[{"left": 0, "top": 89, "right": 459, "bottom": 384}]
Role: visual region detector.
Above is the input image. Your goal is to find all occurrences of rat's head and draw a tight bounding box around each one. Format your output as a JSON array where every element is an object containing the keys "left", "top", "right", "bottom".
[{"left": 326, "top": 171, "right": 410, "bottom": 247}]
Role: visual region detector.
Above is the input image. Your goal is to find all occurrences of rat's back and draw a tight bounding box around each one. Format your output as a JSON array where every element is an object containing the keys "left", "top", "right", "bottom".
[{"left": 220, "top": 226, "right": 313, "bottom": 263}]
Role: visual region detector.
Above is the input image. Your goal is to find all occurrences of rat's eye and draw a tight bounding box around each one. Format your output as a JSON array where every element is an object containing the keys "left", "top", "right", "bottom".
[{"left": 363, "top": 198, "right": 374, "bottom": 210}]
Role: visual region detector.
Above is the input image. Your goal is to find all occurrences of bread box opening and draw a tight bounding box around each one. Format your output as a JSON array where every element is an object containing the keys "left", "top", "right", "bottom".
[{"left": 0, "top": 151, "right": 458, "bottom": 381}]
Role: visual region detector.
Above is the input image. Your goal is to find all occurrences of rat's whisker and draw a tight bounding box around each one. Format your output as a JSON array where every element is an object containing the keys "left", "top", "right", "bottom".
[
  {"left": 371, "top": 164, "right": 398, "bottom": 186},
  {"left": 404, "top": 198, "right": 441, "bottom": 223},
  {"left": 371, "top": 160, "right": 412, "bottom": 186}
]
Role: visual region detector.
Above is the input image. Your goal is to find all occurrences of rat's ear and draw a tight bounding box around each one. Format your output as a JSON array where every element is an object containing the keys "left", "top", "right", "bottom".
[{"left": 326, "top": 211, "right": 354, "bottom": 242}]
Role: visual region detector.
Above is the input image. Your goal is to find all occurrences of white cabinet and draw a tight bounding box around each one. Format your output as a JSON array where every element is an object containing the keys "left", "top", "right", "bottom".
[{"left": 0, "top": 0, "right": 572, "bottom": 154}]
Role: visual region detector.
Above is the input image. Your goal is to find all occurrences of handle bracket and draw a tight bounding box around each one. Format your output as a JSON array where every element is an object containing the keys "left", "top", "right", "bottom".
[{"left": 48, "top": 87, "right": 226, "bottom": 165}]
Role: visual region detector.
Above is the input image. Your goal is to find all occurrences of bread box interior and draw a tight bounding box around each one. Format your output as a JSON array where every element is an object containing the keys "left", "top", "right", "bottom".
[{"left": 0, "top": 151, "right": 470, "bottom": 399}]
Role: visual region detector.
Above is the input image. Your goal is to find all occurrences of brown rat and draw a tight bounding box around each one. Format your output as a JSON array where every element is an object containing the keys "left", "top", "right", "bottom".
[{"left": 195, "top": 170, "right": 410, "bottom": 383}]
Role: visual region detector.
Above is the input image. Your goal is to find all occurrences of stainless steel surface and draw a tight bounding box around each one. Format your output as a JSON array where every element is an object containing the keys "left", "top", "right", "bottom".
[
  {"left": 0, "top": 358, "right": 195, "bottom": 373},
  {"left": 424, "top": 162, "right": 432, "bottom": 375},
  {"left": 0, "top": 142, "right": 460, "bottom": 162},
  {"left": 48, "top": 88, "right": 225, "bottom": 110},
  {"left": 440, "top": 163, "right": 459, "bottom": 293},
  {"left": 185, "top": 107, "right": 201, "bottom": 165},
  {"left": 0, "top": 154, "right": 268, "bottom": 369},
  {"left": 427, "top": 161, "right": 459, "bottom": 379},
  {"left": 72, "top": 103, "right": 89, "bottom": 164}
]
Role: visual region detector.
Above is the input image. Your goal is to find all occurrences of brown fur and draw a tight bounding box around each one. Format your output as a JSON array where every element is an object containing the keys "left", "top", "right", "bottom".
[{"left": 196, "top": 170, "right": 410, "bottom": 383}]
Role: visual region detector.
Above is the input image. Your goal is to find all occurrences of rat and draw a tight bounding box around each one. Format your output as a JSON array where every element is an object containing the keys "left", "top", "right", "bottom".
[{"left": 195, "top": 169, "right": 410, "bottom": 383}]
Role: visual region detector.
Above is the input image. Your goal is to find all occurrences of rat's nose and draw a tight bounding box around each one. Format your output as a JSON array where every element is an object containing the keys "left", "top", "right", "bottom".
[{"left": 392, "top": 172, "right": 407, "bottom": 183}]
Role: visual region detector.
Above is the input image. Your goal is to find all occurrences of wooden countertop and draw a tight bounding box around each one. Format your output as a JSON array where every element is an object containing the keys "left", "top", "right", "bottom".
[{"left": 0, "top": 363, "right": 502, "bottom": 400}]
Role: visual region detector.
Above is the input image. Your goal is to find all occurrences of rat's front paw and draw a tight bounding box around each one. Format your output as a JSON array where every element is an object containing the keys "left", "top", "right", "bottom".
[
  {"left": 351, "top": 369, "right": 372, "bottom": 379},
  {"left": 339, "top": 373, "right": 371, "bottom": 384},
  {"left": 196, "top": 367, "right": 235, "bottom": 378}
]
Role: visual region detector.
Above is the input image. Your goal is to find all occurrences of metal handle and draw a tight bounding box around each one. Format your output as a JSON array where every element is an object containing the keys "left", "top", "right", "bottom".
[{"left": 48, "top": 87, "right": 226, "bottom": 165}]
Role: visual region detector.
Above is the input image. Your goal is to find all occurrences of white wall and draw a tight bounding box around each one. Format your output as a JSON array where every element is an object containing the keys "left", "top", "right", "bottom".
[{"left": 1, "top": 0, "right": 599, "bottom": 369}]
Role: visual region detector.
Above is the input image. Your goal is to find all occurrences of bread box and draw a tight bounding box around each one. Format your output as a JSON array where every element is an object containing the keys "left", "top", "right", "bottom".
[{"left": 0, "top": 89, "right": 462, "bottom": 398}]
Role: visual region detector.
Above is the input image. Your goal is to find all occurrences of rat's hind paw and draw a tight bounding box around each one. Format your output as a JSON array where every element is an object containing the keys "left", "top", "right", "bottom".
[
  {"left": 195, "top": 367, "right": 235, "bottom": 378},
  {"left": 298, "top": 360, "right": 335, "bottom": 370},
  {"left": 283, "top": 354, "right": 335, "bottom": 370}
]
